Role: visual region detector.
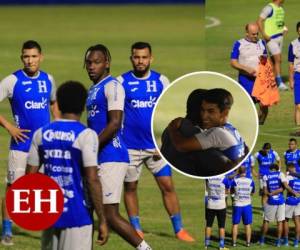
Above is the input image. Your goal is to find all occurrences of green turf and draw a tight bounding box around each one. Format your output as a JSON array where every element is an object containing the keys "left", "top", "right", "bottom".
[
  {"left": 206, "top": 0, "right": 300, "bottom": 249},
  {"left": 0, "top": 4, "right": 205, "bottom": 250}
]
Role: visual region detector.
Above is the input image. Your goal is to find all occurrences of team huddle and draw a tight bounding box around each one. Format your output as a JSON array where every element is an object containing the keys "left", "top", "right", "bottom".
[
  {"left": 0, "top": 41, "right": 197, "bottom": 249},
  {"left": 205, "top": 139, "right": 300, "bottom": 249}
]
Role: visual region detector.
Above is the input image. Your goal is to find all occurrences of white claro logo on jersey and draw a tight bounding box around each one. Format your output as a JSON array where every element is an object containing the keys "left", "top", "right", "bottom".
[
  {"left": 131, "top": 96, "right": 157, "bottom": 108},
  {"left": 43, "top": 130, "right": 75, "bottom": 142},
  {"left": 25, "top": 97, "right": 47, "bottom": 109},
  {"left": 88, "top": 105, "right": 99, "bottom": 117}
]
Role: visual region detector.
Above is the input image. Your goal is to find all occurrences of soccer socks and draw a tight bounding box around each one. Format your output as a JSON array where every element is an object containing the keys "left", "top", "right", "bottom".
[
  {"left": 259, "top": 236, "right": 265, "bottom": 245},
  {"left": 219, "top": 238, "right": 225, "bottom": 248},
  {"left": 129, "top": 216, "right": 142, "bottom": 231},
  {"left": 2, "top": 220, "right": 12, "bottom": 237},
  {"left": 170, "top": 213, "right": 183, "bottom": 234},
  {"left": 282, "top": 236, "right": 289, "bottom": 246},
  {"left": 205, "top": 237, "right": 210, "bottom": 247},
  {"left": 136, "top": 240, "right": 152, "bottom": 250},
  {"left": 275, "top": 76, "right": 284, "bottom": 85}
]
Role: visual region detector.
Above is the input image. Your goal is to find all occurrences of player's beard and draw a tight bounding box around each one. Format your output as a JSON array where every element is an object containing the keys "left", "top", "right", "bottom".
[{"left": 133, "top": 64, "right": 150, "bottom": 78}]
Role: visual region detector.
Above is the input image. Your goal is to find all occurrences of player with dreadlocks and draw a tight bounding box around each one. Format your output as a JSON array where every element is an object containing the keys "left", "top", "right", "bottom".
[{"left": 84, "top": 44, "right": 152, "bottom": 250}]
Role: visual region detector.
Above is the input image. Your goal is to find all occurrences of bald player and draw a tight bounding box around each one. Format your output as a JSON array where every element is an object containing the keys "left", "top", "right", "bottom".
[{"left": 231, "top": 22, "right": 269, "bottom": 125}]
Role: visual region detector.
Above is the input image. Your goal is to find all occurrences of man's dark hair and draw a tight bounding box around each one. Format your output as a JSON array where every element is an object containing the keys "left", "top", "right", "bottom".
[
  {"left": 57, "top": 81, "right": 87, "bottom": 115},
  {"left": 84, "top": 44, "right": 111, "bottom": 71},
  {"left": 297, "top": 22, "right": 300, "bottom": 31},
  {"left": 185, "top": 89, "right": 207, "bottom": 125},
  {"left": 131, "top": 42, "right": 152, "bottom": 54},
  {"left": 287, "top": 163, "right": 296, "bottom": 169},
  {"left": 238, "top": 166, "right": 246, "bottom": 175},
  {"left": 203, "top": 88, "right": 233, "bottom": 112},
  {"left": 290, "top": 138, "right": 298, "bottom": 144},
  {"left": 269, "top": 164, "right": 279, "bottom": 171},
  {"left": 263, "top": 142, "right": 272, "bottom": 150},
  {"left": 22, "top": 40, "right": 42, "bottom": 53}
]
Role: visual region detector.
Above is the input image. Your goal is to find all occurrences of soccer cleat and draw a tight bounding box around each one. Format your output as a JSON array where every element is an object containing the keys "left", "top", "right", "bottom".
[
  {"left": 232, "top": 242, "right": 236, "bottom": 247},
  {"left": 278, "top": 82, "right": 288, "bottom": 91},
  {"left": 175, "top": 229, "right": 195, "bottom": 242},
  {"left": 275, "top": 239, "right": 281, "bottom": 247},
  {"left": 219, "top": 247, "right": 229, "bottom": 250},
  {"left": 136, "top": 229, "right": 144, "bottom": 239},
  {"left": 246, "top": 242, "right": 250, "bottom": 247},
  {"left": 294, "top": 239, "right": 299, "bottom": 247},
  {"left": 258, "top": 239, "right": 265, "bottom": 245},
  {"left": 1, "top": 235, "right": 13, "bottom": 246}
]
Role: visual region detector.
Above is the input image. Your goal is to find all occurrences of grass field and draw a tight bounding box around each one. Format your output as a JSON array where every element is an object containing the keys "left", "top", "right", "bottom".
[
  {"left": 206, "top": 0, "right": 300, "bottom": 249},
  {"left": 0, "top": 4, "right": 205, "bottom": 250}
]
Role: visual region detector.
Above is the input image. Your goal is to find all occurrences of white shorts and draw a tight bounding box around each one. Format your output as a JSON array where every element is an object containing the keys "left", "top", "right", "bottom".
[
  {"left": 264, "top": 203, "right": 285, "bottom": 222},
  {"left": 267, "top": 36, "right": 283, "bottom": 56},
  {"left": 125, "top": 149, "right": 167, "bottom": 182},
  {"left": 7, "top": 150, "right": 28, "bottom": 184},
  {"left": 98, "top": 162, "right": 128, "bottom": 204},
  {"left": 285, "top": 204, "right": 300, "bottom": 219},
  {"left": 42, "top": 224, "right": 92, "bottom": 250}
]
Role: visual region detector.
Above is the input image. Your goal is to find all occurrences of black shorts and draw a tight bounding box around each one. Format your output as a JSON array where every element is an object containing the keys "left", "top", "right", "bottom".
[{"left": 205, "top": 207, "right": 226, "bottom": 228}]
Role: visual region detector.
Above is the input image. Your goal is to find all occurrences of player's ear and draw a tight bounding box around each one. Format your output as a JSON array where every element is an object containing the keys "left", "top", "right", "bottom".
[
  {"left": 40, "top": 53, "right": 44, "bottom": 62},
  {"left": 150, "top": 55, "right": 154, "bottom": 64}
]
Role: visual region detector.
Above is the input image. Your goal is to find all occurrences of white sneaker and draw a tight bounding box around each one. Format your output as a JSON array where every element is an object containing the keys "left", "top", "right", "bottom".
[{"left": 278, "top": 82, "right": 288, "bottom": 91}]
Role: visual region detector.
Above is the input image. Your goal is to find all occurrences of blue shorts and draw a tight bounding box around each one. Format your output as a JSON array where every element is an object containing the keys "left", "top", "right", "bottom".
[
  {"left": 238, "top": 74, "right": 255, "bottom": 97},
  {"left": 232, "top": 204, "right": 252, "bottom": 225},
  {"left": 294, "top": 72, "right": 300, "bottom": 104}
]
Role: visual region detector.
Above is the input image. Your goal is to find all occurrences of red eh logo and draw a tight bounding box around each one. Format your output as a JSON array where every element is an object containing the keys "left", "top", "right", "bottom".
[{"left": 6, "top": 173, "right": 64, "bottom": 231}]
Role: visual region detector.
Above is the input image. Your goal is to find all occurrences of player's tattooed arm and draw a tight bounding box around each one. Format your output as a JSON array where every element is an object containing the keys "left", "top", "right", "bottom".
[
  {"left": 167, "top": 117, "right": 202, "bottom": 152},
  {"left": 85, "top": 166, "right": 108, "bottom": 246},
  {"left": 0, "top": 115, "right": 30, "bottom": 144},
  {"left": 97, "top": 110, "right": 123, "bottom": 149}
]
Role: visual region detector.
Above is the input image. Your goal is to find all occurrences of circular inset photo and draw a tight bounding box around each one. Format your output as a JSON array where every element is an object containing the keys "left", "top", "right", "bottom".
[{"left": 152, "top": 71, "right": 259, "bottom": 178}]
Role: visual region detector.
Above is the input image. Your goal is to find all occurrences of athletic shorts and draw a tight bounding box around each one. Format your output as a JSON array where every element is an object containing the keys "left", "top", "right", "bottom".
[
  {"left": 294, "top": 72, "right": 300, "bottom": 104},
  {"left": 205, "top": 208, "right": 226, "bottom": 228},
  {"left": 41, "top": 224, "right": 92, "bottom": 250},
  {"left": 266, "top": 35, "right": 283, "bottom": 56},
  {"left": 264, "top": 203, "right": 285, "bottom": 222},
  {"left": 7, "top": 150, "right": 28, "bottom": 184},
  {"left": 285, "top": 204, "right": 300, "bottom": 219},
  {"left": 232, "top": 204, "right": 252, "bottom": 225},
  {"left": 238, "top": 74, "right": 255, "bottom": 97},
  {"left": 98, "top": 162, "right": 128, "bottom": 204},
  {"left": 125, "top": 149, "right": 171, "bottom": 182}
]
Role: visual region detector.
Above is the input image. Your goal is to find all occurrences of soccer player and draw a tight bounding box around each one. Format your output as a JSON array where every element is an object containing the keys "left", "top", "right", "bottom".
[
  {"left": 259, "top": 164, "right": 295, "bottom": 246},
  {"left": 84, "top": 44, "right": 151, "bottom": 250},
  {"left": 255, "top": 142, "right": 280, "bottom": 207},
  {"left": 283, "top": 163, "right": 300, "bottom": 247},
  {"left": 0, "top": 40, "right": 57, "bottom": 245},
  {"left": 257, "top": 0, "right": 288, "bottom": 90},
  {"left": 168, "top": 88, "right": 245, "bottom": 164},
  {"left": 284, "top": 138, "right": 300, "bottom": 173},
  {"left": 288, "top": 22, "right": 300, "bottom": 128},
  {"left": 118, "top": 42, "right": 194, "bottom": 241},
  {"left": 161, "top": 89, "right": 232, "bottom": 177},
  {"left": 230, "top": 22, "right": 269, "bottom": 124},
  {"left": 205, "top": 176, "right": 230, "bottom": 250},
  {"left": 241, "top": 154, "right": 257, "bottom": 179},
  {"left": 26, "top": 81, "right": 108, "bottom": 249},
  {"left": 231, "top": 167, "right": 255, "bottom": 247}
]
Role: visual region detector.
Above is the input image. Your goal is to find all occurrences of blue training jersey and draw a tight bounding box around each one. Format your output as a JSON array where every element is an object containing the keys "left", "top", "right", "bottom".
[
  {"left": 263, "top": 171, "right": 286, "bottom": 205},
  {"left": 286, "top": 174, "right": 300, "bottom": 206},
  {"left": 241, "top": 155, "right": 255, "bottom": 179},
  {"left": 255, "top": 149, "right": 278, "bottom": 176},
  {"left": 284, "top": 149, "right": 300, "bottom": 173},
  {"left": 36, "top": 120, "right": 97, "bottom": 228},
  {"left": 86, "top": 75, "right": 129, "bottom": 164},
  {"left": 0, "top": 69, "right": 55, "bottom": 152},
  {"left": 118, "top": 70, "right": 169, "bottom": 149}
]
